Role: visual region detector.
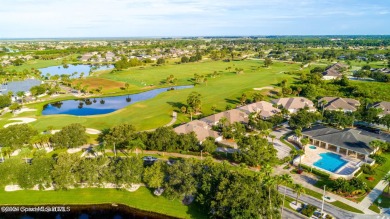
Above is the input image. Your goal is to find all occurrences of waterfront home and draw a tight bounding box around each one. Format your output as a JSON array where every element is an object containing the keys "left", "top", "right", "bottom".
[{"left": 271, "top": 97, "right": 316, "bottom": 114}]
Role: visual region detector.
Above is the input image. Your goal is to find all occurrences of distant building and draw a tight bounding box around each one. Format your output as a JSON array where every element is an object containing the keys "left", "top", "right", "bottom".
[
  {"left": 322, "top": 63, "right": 347, "bottom": 80},
  {"left": 271, "top": 97, "right": 316, "bottom": 114},
  {"left": 372, "top": 101, "right": 390, "bottom": 118},
  {"left": 319, "top": 97, "right": 360, "bottom": 112}
]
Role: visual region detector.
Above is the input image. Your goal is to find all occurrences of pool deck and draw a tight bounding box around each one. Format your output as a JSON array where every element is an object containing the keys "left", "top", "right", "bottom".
[{"left": 298, "top": 146, "right": 362, "bottom": 179}]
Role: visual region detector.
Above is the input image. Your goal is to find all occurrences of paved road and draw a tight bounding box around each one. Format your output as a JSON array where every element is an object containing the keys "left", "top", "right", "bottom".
[
  {"left": 282, "top": 208, "right": 307, "bottom": 219},
  {"left": 278, "top": 186, "right": 372, "bottom": 219}
]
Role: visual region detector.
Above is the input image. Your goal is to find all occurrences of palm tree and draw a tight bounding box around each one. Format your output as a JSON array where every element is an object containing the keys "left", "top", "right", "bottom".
[
  {"left": 383, "top": 173, "right": 390, "bottom": 194},
  {"left": 297, "top": 150, "right": 304, "bottom": 170},
  {"left": 293, "top": 184, "right": 306, "bottom": 205},
  {"left": 261, "top": 129, "right": 271, "bottom": 138},
  {"left": 265, "top": 178, "right": 275, "bottom": 217},
  {"left": 211, "top": 105, "right": 217, "bottom": 114},
  {"left": 294, "top": 127, "right": 302, "bottom": 140},
  {"left": 263, "top": 164, "right": 273, "bottom": 177},
  {"left": 370, "top": 140, "right": 387, "bottom": 153},
  {"left": 269, "top": 134, "right": 276, "bottom": 143},
  {"left": 300, "top": 137, "right": 309, "bottom": 152},
  {"left": 320, "top": 100, "right": 328, "bottom": 116},
  {"left": 218, "top": 117, "right": 228, "bottom": 128},
  {"left": 127, "top": 138, "right": 145, "bottom": 156},
  {"left": 95, "top": 144, "right": 106, "bottom": 157},
  {"left": 187, "top": 107, "right": 194, "bottom": 121}
]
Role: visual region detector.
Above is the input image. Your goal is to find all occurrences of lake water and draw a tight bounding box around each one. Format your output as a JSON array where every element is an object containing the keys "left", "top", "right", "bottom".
[
  {"left": 42, "top": 86, "right": 193, "bottom": 116},
  {"left": 39, "top": 64, "right": 114, "bottom": 78},
  {"left": 1, "top": 204, "right": 177, "bottom": 219}
]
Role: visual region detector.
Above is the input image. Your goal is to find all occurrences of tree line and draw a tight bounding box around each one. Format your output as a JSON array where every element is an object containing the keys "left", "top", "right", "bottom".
[{"left": 0, "top": 154, "right": 290, "bottom": 218}]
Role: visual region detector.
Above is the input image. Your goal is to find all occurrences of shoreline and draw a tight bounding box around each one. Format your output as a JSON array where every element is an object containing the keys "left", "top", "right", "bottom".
[{"left": 0, "top": 203, "right": 179, "bottom": 219}]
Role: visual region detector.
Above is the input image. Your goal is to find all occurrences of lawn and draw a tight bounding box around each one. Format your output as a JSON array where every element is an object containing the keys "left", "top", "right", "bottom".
[
  {"left": 5, "top": 59, "right": 298, "bottom": 131},
  {"left": 358, "top": 152, "right": 390, "bottom": 190},
  {"left": 0, "top": 187, "right": 206, "bottom": 219},
  {"left": 373, "top": 187, "right": 390, "bottom": 209},
  {"left": 5, "top": 59, "right": 65, "bottom": 72},
  {"left": 72, "top": 77, "right": 127, "bottom": 94}
]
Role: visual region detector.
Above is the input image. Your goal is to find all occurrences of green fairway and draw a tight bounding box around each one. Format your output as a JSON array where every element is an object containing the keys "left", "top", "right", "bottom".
[
  {"left": 5, "top": 60, "right": 299, "bottom": 131},
  {"left": 0, "top": 187, "right": 206, "bottom": 218}
]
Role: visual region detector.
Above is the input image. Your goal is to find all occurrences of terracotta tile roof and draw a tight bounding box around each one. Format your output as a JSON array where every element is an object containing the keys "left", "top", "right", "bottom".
[{"left": 319, "top": 97, "right": 360, "bottom": 111}]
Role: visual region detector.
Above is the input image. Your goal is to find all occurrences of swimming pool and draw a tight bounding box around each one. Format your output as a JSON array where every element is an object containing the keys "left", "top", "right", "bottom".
[
  {"left": 309, "top": 145, "right": 316, "bottom": 149},
  {"left": 313, "top": 152, "right": 347, "bottom": 173}
]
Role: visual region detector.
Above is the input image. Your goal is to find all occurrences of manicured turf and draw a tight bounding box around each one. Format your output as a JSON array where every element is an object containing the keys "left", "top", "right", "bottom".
[
  {"left": 374, "top": 188, "right": 390, "bottom": 208},
  {"left": 0, "top": 187, "right": 206, "bottom": 219},
  {"left": 358, "top": 152, "right": 390, "bottom": 190},
  {"left": 72, "top": 77, "right": 126, "bottom": 94},
  {"left": 8, "top": 59, "right": 298, "bottom": 131}
]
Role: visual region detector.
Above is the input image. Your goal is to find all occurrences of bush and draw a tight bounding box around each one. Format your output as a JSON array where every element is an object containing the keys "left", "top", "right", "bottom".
[
  {"left": 325, "top": 214, "right": 334, "bottom": 219},
  {"left": 301, "top": 204, "right": 317, "bottom": 217},
  {"left": 354, "top": 168, "right": 363, "bottom": 177},
  {"left": 300, "top": 164, "right": 330, "bottom": 179},
  {"left": 370, "top": 154, "right": 387, "bottom": 165},
  {"left": 361, "top": 164, "right": 375, "bottom": 175}
]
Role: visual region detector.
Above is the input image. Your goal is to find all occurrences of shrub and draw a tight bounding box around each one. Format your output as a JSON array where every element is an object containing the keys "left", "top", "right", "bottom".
[
  {"left": 300, "top": 164, "right": 330, "bottom": 179},
  {"left": 361, "top": 164, "right": 375, "bottom": 175},
  {"left": 301, "top": 204, "right": 317, "bottom": 217},
  {"left": 325, "top": 214, "right": 334, "bottom": 219},
  {"left": 369, "top": 154, "right": 387, "bottom": 165}
]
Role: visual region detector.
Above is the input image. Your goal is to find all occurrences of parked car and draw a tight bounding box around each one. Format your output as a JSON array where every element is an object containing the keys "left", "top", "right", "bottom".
[{"left": 142, "top": 156, "right": 158, "bottom": 162}]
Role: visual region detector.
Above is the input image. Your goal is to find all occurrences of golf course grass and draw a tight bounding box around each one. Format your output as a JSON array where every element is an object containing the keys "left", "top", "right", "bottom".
[
  {"left": 0, "top": 187, "right": 206, "bottom": 219},
  {"left": 2, "top": 59, "right": 300, "bottom": 131}
]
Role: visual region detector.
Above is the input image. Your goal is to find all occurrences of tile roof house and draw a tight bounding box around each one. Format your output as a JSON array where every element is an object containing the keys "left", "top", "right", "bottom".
[
  {"left": 271, "top": 97, "right": 316, "bottom": 114},
  {"left": 372, "top": 101, "right": 390, "bottom": 117},
  {"left": 319, "top": 97, "right": 360, "bottom": 112},
  {"left": 174, "top": 120, "right": 222, "bottom": 143},
  {"left": 201, "top": 109, "right": 249, "bottom": 126},
  {"left": 322, "top": 63, "right": 347, "bottom": 80},
  {"left": 301, "top": 125, "right": 380, "bottom": 160},
  {"left": 238, "top": 101, "right": 281, "bottom": 119}
]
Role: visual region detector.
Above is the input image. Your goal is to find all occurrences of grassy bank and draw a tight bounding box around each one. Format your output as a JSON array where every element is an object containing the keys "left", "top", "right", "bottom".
[{"left": 0, "top": 187, "right": 206, "bottom": 219}]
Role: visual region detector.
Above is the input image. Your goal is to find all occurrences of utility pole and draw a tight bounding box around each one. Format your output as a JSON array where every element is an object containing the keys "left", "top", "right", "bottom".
[
  {"left": 321, "top": 185, "right": 326, "bottom": 214},
  {"left": 281, "top": 186, "right": 287, "bottom": 217}
]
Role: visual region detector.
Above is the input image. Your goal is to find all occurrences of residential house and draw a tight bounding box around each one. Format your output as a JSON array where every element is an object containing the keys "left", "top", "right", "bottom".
[
  {"left": 301, "top": 125, "right": 379, "bottom": 161},
  {"left": 271, "top": 97, "right": 316, "bottom": 114},
  {"left": 238, "top": 101, "right": 280, "bottom": 119},
  {"left": 174, "top": 120, "right": 222, "bottom": 143},
  {"left": 319, "top": 97, "right": 360, "bottom": 112},
  {"left": 372, "top": 101, "right": 390, "bottom": 118},
  {"left": 322, "top": 63, "right": 347, "bottom": 80},
  {"left": 201, "top": 109, "right": 249, "bottom": 126}
]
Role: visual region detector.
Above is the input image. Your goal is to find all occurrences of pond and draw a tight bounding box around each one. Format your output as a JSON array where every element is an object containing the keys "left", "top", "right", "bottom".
[
  {"left": 42, "top": 85, "right": 193, "bottom": 116},
  {"left": 39, "top": 64, "right": 114, "bottom": 78},
  {"left": 7, "top": 204, "right": 177, "bottom": 219}
]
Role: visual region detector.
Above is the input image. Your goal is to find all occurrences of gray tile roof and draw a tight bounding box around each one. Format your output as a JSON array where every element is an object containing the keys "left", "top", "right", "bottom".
[{"left": 302, "top": 125, "right": 380, "bottom": 155}]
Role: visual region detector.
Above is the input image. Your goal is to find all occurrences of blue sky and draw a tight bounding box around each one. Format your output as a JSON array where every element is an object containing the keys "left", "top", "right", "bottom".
[{"left": 1, "top": 0, "right": 389, "bottom": 38}]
